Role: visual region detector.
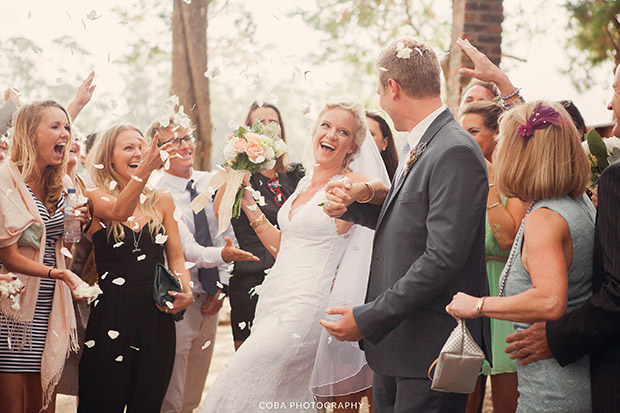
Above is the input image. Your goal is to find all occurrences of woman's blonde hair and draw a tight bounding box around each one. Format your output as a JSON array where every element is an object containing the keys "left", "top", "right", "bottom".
[
  {"left": 10, "top": 100, "right": 72, "bottom": 214},
  {"left": 89, "top": 124, "right": 163, "bottom": 243},
  {"left": 311, "top": 97, "right": 368, "bottom": 170},
  {"left": 495, "top": 101, "right": 590, "bottom": 201}
]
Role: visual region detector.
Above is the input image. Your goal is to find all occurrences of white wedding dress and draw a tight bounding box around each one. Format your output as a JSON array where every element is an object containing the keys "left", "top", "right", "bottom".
[{"left": 201, "top": 175, "right": 354, "bottom": 412}]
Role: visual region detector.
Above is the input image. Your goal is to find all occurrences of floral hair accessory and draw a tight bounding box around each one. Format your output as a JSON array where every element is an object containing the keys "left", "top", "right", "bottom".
[{"left": 516, "top": 105, "right": 561, "bottom": 139}]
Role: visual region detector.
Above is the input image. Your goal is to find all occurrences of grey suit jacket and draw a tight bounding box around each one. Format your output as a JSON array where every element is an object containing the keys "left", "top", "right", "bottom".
[{"left": 346, "top": 108, "right": 492, "bottom": 378}]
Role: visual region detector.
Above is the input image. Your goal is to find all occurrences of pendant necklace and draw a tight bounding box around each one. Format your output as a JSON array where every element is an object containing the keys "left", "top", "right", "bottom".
[{"left": 131, "top": 224, "right": 143, "bottom": 253}]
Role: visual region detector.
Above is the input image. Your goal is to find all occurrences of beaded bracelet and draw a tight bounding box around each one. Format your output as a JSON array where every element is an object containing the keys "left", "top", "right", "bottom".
[{"left": 499, "top": 87, "right": 521, "bottom": 100}]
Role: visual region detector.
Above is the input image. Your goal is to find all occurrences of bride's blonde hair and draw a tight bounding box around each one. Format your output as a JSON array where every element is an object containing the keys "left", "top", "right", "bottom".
[{"left": 89, "top": 124, "right": 164, "bottom": 243}]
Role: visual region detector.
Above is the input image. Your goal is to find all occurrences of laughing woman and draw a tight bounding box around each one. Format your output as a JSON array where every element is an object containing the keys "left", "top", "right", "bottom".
[
  {"left": 0, "top": 100, "right": 88, "bottom": 413},
  {"left": 77, "top": 125, "right": 193, "bottom": 412}
]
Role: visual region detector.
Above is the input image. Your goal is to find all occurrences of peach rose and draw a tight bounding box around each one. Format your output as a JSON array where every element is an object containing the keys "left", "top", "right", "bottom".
[
  {"left": 245, "top": 141, "right": 265, "bottom": 163},
  {"left": 245, "top": 132, "right": 262, "bottom": 145},
  {"left": 233, "top": 138, "right": 247, "bottom": 153}
]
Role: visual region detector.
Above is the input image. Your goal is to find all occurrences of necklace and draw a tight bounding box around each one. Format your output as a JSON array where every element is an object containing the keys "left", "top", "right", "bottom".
[
  {"left": 131, "top": 225, "right": 143, "bottom": 253},
  {"left": 498, "top": 201, "right": 536, "bottom": 297}
]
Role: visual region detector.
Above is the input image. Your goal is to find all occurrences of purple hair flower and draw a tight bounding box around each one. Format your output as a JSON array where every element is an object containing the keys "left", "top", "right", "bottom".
[{"left": 517, "top": 105, "right": 561, "bottom": 140}]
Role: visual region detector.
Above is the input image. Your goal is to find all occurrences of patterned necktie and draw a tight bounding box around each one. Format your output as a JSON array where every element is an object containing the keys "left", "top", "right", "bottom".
[{"left": 187, "top": 179, "right": 220, "bottom": 296}]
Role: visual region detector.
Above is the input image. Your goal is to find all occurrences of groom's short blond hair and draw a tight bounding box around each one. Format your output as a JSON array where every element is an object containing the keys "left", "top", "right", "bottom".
[{"left": 377, "top": 36, "right": 441, "bottom": 99}]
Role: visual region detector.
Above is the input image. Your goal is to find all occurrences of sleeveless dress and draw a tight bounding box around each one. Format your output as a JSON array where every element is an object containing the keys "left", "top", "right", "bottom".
[
  {"left": 503, "top": 195, "right": 595, "bottom": 412},
  {"left": 0, "top": 189, "right": 63, "bottom": 372},
  {"left": 481, "top": 194, "right": 517, "bottom": 376},
  {"left": 78, "top": 224, "right": 175, "bottom": 412},
  {"left": 201, "top": 176, "right": 352, "bottom": 412}
]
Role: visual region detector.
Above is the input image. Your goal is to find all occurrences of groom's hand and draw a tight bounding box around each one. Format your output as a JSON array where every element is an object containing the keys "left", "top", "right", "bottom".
[{"left": 319, "top": 306, "right": 363, "bottom": 341}]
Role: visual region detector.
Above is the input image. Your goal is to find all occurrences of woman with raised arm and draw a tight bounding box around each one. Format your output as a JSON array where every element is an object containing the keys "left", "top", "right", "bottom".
[
  {"left": 0, "top": 100, "right": 90, "bottom": 412},
  {"left": 448, "top": 101, "right": 594, "bottom": 412},
  {"left": 204, "top": 98, "right": 388, "bottom": 411},
  {"left": 77, "top": 124, "right": 193, "bottom": 412}
]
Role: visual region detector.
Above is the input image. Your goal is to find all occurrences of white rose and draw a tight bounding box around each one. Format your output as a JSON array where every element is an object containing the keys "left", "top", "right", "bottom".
[
  {"left": 263, "top": 146, "right": 275, "bottom": 160},
  {"left": 273, "top": 140, "right": 287, "bottom": 157},
  {"left": 223, "top": 142, "right": 237, "bottom": 162},
  {"left": 261, "top": 159, "right": 276, "bottom": 172}
]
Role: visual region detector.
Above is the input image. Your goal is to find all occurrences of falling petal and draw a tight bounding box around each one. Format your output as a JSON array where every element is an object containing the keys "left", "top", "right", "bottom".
[
  {"left": 246, "top": 204, "right": 257, "bottom": 211},
  {"left": 204, "top": 66, "right": 221, "bottom": 79},
  {"left": 328, "top": 336, "right": 333, "bottom": 344},
  {"left": 112, "top": 277, "right": 125, "bottom": 286},
  {"left": 77, "top": 194, "right": 88, "bottom": 204},
  {"left": 127, "top": 216, "right": 135, "bottom": 222},
  {"left": 397, "top": 47, "right": 412, "bottom": 59},
  {"left": 113, "top": 242, "right": 123, "bottom": 248},
  {"left": 115, "top": 355, "right": 123, "bottom": 362},
  {"left": 189, "top": 281, "right": 194, "bottom": 289},
  {"left": 101, "top": 271, "right": 108, "bottom": 280},
  {"left": 93, "top": 164, "right": 104, "bottom": 169},
  {"left": 165, "top": 301, "right": 174, "bottom": 309},
  {"left": 53, "top": 330, "right": 59, "bottom": 337},
  {"left": 60, "top": 247, "right": 73, "bottom": 259},
  {"left": 238, "top": 322, "right": 247, "bottom": 330},
  {"left": 155, "top": 234, "right": 168, "bottom": 245},
  {"left": 100, "top": 196, "right": 110, "bottom": 202},
  {"left": 131, "top": 176, "right": 143, "bottom": 183},
  {"left": 130, "top": 346, "right": 140, "bottom": 351},
  {"left": 107, "top": 180, "right": 116, "bottom": 191},
  {"left": 173, "top": 208, "right": 183, "bottom": 222},
  {"left": 99, "top": 222, "right": 106, "bottom": 228},
  {"left": 226, "top": 264, "right": 234, "bottom": 273},
  {"left": 184, "top": 262, "right": 195, "bottom": 270},
  {"left": 291, "top": 333, "right": 301, "bottom": 339},
  {"left": 85, "top": 340, "right": 95, "bottom": 348},
  {"left": 160, "top": 150, "right": 170, "bottom": 162},
  {"left": 133, "top": 222, "right": 139, "bottom": 230},
  {"left": 378, "top": 67, "right": 388, "bottom": 72},
  {"left": 107, "top": 330, "right": 120, "bottom": 339},
  {"left": 137, "top": 254, "right": 146, "bottom": 261},
  {"left": 86, "top": 10, "right": 101, "bottom": 20},
  {"left": 257, "top": 196, "right": 266, "bottom": 206},
  {"left": 269, "top": 245, "right": 277, "bottom": 252},
  {"left": 300, "top": 101, "right": 311, "bottom": 116},
  {"left": 140, "top": 194, "right": 147, "bottom": 204},
  {"left": 264, "top": 268, "right": 271, "bottom": 275},
  {"left": 218, "top": 292, "right": 226, "bottom": 300},
  {"left": 164, "top": 159, "right": 170, "bottom": 170},
  {"left": 201, "top": 340, "right": 211, "bottom": 350}
]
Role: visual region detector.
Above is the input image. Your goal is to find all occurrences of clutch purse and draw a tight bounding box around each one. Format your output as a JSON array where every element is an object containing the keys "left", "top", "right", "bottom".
[
  {"left": 428, "top": 319, "right": 485, "bottom": 394},
  {"left": 153, "top": 263, "right": 185, "bottom": 322}
]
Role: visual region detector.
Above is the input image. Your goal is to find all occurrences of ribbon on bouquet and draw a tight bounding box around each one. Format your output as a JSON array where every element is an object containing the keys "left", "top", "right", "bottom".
[{"left": 189, "top": 168, "right": 251, "bottom": 237}]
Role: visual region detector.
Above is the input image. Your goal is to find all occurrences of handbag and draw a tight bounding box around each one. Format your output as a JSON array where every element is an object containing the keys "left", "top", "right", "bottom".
[
  {"left": 153, "top": 263, "right": 185, "bottom": 322},
  {"left": 427, "top": 319, "right": 485, "bottom": 393}
]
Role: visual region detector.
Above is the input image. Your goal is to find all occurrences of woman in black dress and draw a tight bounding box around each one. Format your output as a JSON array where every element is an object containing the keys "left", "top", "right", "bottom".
[
  {"left": 78, "top": 124, "right": 193, "bottom": 412},
  {"left": 228, "top": 102, "right": 304, "bottom": 350}
]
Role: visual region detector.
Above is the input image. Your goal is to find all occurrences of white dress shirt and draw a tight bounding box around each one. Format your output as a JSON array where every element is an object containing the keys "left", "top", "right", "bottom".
[
  {"left": 395, "top": 106, "right": 447, "bottom": 182},
  {"left": 154, "top": 169, "right": 236, "bottom": 294}
]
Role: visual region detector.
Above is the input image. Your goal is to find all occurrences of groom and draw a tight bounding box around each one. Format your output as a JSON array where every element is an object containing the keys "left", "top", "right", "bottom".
[{"left": 321, "top": 36, "right": 491, "bottom": 412}]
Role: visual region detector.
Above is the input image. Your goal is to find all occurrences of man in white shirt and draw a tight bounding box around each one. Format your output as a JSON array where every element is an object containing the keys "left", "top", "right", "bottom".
[{"left": 152, "top": 120, "right": 257, "bottom": 413}]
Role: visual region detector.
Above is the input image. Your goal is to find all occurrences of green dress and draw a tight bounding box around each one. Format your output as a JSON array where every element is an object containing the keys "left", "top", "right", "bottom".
[{"left": 482, "top": 195, "right": 517, "bottom": 375}]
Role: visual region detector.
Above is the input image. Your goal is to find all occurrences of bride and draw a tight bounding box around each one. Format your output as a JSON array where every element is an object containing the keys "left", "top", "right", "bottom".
[{"left": 202, "top": 98, "right": 389, "bottom": 411}]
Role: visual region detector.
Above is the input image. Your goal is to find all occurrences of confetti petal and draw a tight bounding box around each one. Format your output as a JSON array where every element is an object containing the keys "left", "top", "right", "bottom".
[
  {"left": 101, "top": 196, "right": 110, "bottom": 202},
  {"left": 101, "top": 271, "right": 108, "bottom": 280},
  {"left": 139, "top": 194, "right": 147, "bottom": 204},
  {"left": 107, "top": 330, "right": 119, "bottom": 339},
  {"left": 184, "top": 261, "right": 195, "bottom": 270},
  {"left": 218, "top": 292, "right": 226, "bottom": 300},
  {"left": 113, "top": 241, "right": 123, "bottom": 248},
  {"left": 130, "top": 346, "right": 140, "bottom": 351},
  {"left": 328, "top": 336, "right": 333, "bottom": 344},
  {"left": 131, "top": 175, "right": 143, "bottom": 183},
  {"left": 160, "top": 150, "right": 170, "bottom": 162},
  {"left": 85, "top": 340, "right": 95, "bottom": 348},
  {"left": 201, "top": 340, "right": 211, "bottom": 350},
  {"left": 112, "top": 277, "right": 125, "bottom": 286},
  {"left": 165, "top": 301, "right": 174, "bottom": 309},
  {"left": 93, "top": 164, "right": 104, "bottom": 169},
  {"left": 238, "top": 322, "right": 247, "bottom": 330},
  {"left": 115, "top": 355, "right": 123, "bottom": 362},
  {"left": 155, "top": 234, "right": 168, "bottom": 245},
  {"left": 108, "top": 180, "right": 117, "bottom": 190},
  {"left": 137, "top": 254, "right": 146, "bottom": 261},
  {"left": 127, "top": 216, "right": 135, "bottom": 222},
  {"left": 173, "top": 208, "right": 183, "bottom": 222},
  {"left": 60, "top": 247, "right": 73, "bottom": 259}
]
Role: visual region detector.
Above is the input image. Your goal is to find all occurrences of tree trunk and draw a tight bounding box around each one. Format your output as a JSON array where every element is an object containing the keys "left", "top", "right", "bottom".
[{"left": 171, "top": 0, "right": 212, "bottom": 170}]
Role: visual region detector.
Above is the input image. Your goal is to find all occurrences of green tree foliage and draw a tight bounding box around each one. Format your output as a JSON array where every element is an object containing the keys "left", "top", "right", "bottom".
[{"left": 565, "top": 0, "right": 620, "bottom": 89}]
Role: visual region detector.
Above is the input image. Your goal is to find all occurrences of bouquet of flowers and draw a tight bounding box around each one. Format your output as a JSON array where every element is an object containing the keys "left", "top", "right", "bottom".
[
  {"left": 0, "top": 276, "right": 24, "bottom": 311},
  {"left": 586, "top": 129, "right": 620, "bottom": 189},
  {"left": 190, "top": 120, "right": 287, "bottom": 236}
]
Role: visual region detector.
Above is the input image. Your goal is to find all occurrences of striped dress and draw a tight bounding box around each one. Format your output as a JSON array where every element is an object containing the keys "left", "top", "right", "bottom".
[{"left": 0, "top": 188, "right": 64, "bottom": 372}]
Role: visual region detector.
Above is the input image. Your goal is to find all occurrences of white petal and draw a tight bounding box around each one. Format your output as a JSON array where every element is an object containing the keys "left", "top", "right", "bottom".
[
  {"left": 291, "top": 333, "right": 301, "bottom": 339},
  {"left": 189, "top": 281, "right": 195, "bottom": 288},
  {"left": 99, "top": 222, "right": 107, "bottom": 228},
  {"left": 246, "top": 204, "right": 257, "bottom": 211},
  {"left": 93, "top": 164, "right": 104, "bottom": 169},
  {"left": 164, "top": 159, "right": 170, "bottom": 170},
  {"left": 127, "top": 216, "right": 135, "bottom": 222},
  {"left": 101, "top": 196, "right": 110, "bottom": 202},
  {"left": 184, "top": 262, "right": 195, "bottom": 270},
  {"left": 155, "top": 234, "right": 168, "bottom": 245},
  {"left": 101, "top": 271, "right": 108, "bottom": 279},
  {"left": 108, "top": 181, "right": 117, "bottom": 190},
  {"left": 130, "top": 346, "right": 140, "bottom": 351},
  {"left": 201, "top": 340, "right": 211, "bottom": 350},
  {"left": 60, "top": 247, "right": 73, "bottom": 259},
  {"left": 131, "top": 175, "right": 143, "bottom": 183},
  {"left": 139, "top": 194, "right": 147, "bottom": 204},
  {"left": 216, "top": 281, "right": 224, "bottom": 289},
  {"left": 165, "top": 301, "right": 174, "bottom": 309},
  {"left": 173, "top": 208, "right": 183, "bottom": 222},
  {"left": 115, "top": 355, "right": 123, "bottom": 362},
  {"left": 113, "top": 242, "right": 123, "bottom": 248},
  {"left": 218, "top": 292, "right": 226, "bottom": 300},
  {"left": 137, "top": 254, "right": 146, "bottom": 261},
  {"left": 159, "top": 150, "right": 170, "bottom": 162},
  {"left": 107, "top": 330, "right": 120, "bottom": 339},
  {"left": 328, "top": 335, "right": 333, "bottom": 344},
  {"left": 112, "top": 277, "right": 125, "bottom": 286},
  {"left": 85, "top": 340, "right": 95, "bottom": 348},
  {"left": 238, "top": 321, "right": 247, "bottom": 330}
]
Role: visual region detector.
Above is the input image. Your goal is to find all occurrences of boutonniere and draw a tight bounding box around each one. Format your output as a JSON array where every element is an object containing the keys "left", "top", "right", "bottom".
[{"left": 404, "top": 142, "right": 427, "bottom": 176}]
